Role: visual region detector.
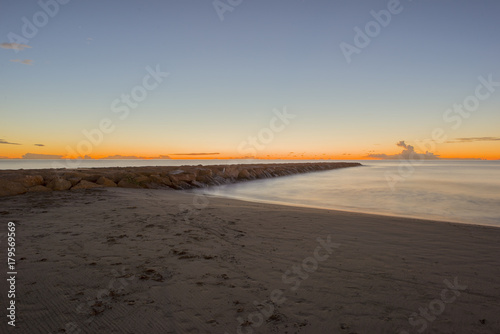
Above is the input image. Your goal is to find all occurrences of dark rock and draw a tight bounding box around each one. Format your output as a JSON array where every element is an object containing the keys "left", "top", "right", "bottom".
[
  {"left": 47, "top": 177, "right": 72, "bottom": 191},
  {"left": 71, "top": 180, "right": 103, "bottom": 190},
  {"left": 0, "top": 179, "right": 27, "bottom": 196}
]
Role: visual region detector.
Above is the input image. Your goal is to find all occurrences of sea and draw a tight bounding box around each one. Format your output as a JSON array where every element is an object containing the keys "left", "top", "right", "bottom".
[{"left": 1, "top": 159, "right": 499, "bottom": 227}]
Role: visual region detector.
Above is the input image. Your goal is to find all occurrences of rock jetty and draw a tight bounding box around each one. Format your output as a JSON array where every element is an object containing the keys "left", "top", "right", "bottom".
[{"left": 0, "top": 162, "right": 361, "bottom": 197}]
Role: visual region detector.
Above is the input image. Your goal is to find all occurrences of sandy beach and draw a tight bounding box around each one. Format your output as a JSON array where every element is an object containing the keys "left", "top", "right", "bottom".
[{"left": 0, "top": 187, "right": 499, "bottom": 334}]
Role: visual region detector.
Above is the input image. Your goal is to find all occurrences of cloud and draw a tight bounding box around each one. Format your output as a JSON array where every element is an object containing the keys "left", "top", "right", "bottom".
[
  {"left": 0, "top": 139, "right": 21, "bottom": 145},
  {"left": 171, "top": 152, "right": 220, "bottom": 156},
  {"left": 10, "top": 59, "right": 33, "bottom": 65},
  {"left": 22, "top": 153, "right": 63, "bottom": 159},
  {"left": 367, "top": 140, "right": 440, "bottom": 160},
  {"left": 396, "top": 140, "right": 408, "bottom": 148},
  {"left": 101, "top": 154, "right": 173, "bottom": 160},
  {"left": 102, "top": 155, "right": 145, "bottom": 160},
  {"left": 1, "top": 43, "right": 31, "bottom": 51},
  {"left": 34, "top": 143, "right": 45, "bottom": 147},
  {"left": 446, "top": 137, "right": 500, "bottom": 143}
]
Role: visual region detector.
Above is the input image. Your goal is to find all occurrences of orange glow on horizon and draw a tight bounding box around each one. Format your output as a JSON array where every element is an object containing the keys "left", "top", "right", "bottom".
[
  {"left": 1, "top": 140, "right": 499, "bottom": 161},
  {"left": 0, "top": 150, "right": 498, "bottom": 161}
]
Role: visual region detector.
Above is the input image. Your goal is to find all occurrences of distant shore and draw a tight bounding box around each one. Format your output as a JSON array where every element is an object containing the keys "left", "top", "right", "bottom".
[
  {"left": 0, "top": 162, "right": 361, "bottom": 197},
  {"left": 1, "top": 187, "right": 499, "bottom": 333}
]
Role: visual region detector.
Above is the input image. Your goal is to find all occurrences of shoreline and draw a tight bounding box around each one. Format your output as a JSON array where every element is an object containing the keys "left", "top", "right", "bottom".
[
  {"left": 1, "top": 187, "right": 499, "bottom": 333},
  {"left": 199, "top": 191, "right": 500, "bottom": 229}
]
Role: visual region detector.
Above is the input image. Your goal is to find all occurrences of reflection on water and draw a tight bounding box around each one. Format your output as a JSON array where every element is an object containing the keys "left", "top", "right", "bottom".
[{"left": 201, "top": 161, "right": 500, "bottom": 227}]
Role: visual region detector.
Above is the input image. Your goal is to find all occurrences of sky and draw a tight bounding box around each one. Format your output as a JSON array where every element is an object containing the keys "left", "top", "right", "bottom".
[{"left": 1, "top": 0, "right": 499, "bottom": 160}]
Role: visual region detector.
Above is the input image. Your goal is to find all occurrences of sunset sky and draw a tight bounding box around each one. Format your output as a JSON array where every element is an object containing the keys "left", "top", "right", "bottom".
[{"left": 1, "top": 0, "right": 499, "bottom": 160}]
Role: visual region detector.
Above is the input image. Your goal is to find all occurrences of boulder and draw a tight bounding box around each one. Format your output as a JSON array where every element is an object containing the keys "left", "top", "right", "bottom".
[
  {"left": 222, "top": 166, "right": 239, "bottom": 178},
  {"left": 82, "top": 174, "right": 102, "bottom": 182},
  {"left": 190, "top": 180, "right": 206, "bottom": 188},
  {"left": 62, "top": 172, "right": 91, "bottom": 182},
  {"left": 28, "top": 185, "right": 52, "bottom": 193},
  {"left": 253, "top": 168, "right": 270, "bottom": 179},
  {"left": 168, "top": 172, "right": 196, "bottom": 183},
  {"left": 195, "top": 174, "right": 215, "bottom": 185},
  {"left": 211, "top": 175, "right": 228, "bottom": 186},
  {"left": 237, "top": 169, "right": 251, "bottom": 180},
  {"left": 0, "top": 179, "right": 27, "bottom": 197},
  {"left": 66, "top": 177, "right": 82, "bottom": 186},
  {"left": 71, "top": 180, "right": 103, "bottom": 190},
  {"left": 19, "top": 175, "right": 44, "bottom": 187},
  {"left": 176, "top": 181, "right": 194, "bottom": 189},
  {"left": 47, "top": 177, "right": 72, "bottom": 191},
  {"left": 149, "top": 174, "right": 173, "bottom": 187},
  {"left": 117, "top": 179, "right": 142, "bottom": 189},
  {"left": 96, "top": 176, "right": 117, "bottom": 187},
  {"left": 108, "top": 171, "right": 137, "bottom": 183},
  {"left": 134, "top": 175, "right": 150, "bottom": 184},
  {"left": 196, "top": 168, "right": 213, "bottom": 177}
]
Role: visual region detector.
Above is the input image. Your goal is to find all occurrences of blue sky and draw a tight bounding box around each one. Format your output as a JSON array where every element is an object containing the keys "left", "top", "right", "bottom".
[{"left": 1, "top": 0, "right": 499, "bottom": 159}]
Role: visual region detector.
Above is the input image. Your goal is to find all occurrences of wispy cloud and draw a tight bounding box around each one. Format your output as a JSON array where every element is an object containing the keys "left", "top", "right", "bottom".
[
  {"left": 101, "top": 155, "right": 172, "bottom": 160},
  {"left": 367, "top": 141, "right": 440, "bottom": 160},
  {"left": 0, "top": 139, "right": 21, "bottom": 145},
  {"left": 446, "top": 137, "right": 500, "bottom": 143},
  {"left": 171, "top": 152, "right": 220, "bottom": 156},
  {"left": 101, "top": 155, "right": 145, "bottom": 160},
  {"left": 22, "top": 153, "right": 63, "bottom": 159},
  {"left": 10, "top": 59, "right": 33, "bottom": 65},
  {"left": 1, "top": 43, "right": 31, "bottom": 51},
  {"left": 34, "top": 143, "right": 45, "bottom": 147}
]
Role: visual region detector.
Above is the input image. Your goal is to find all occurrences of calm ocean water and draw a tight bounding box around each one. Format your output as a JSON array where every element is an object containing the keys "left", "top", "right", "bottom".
[
  {"left": 1, "top": 159, "right": 499, "bottom": 227},
  {"left": 199, "top": 160, "right": 500, "bottom": 227}
]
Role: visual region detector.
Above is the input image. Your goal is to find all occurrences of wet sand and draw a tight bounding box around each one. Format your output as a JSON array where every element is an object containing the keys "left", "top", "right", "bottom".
[{"left": 0, "top": 187, "right": 499, "bottom": 333}]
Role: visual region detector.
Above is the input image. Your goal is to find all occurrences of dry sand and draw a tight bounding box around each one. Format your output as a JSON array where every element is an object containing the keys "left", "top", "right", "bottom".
[{"left": 0, "top": 187, "right": 499, "bottom": 333}]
